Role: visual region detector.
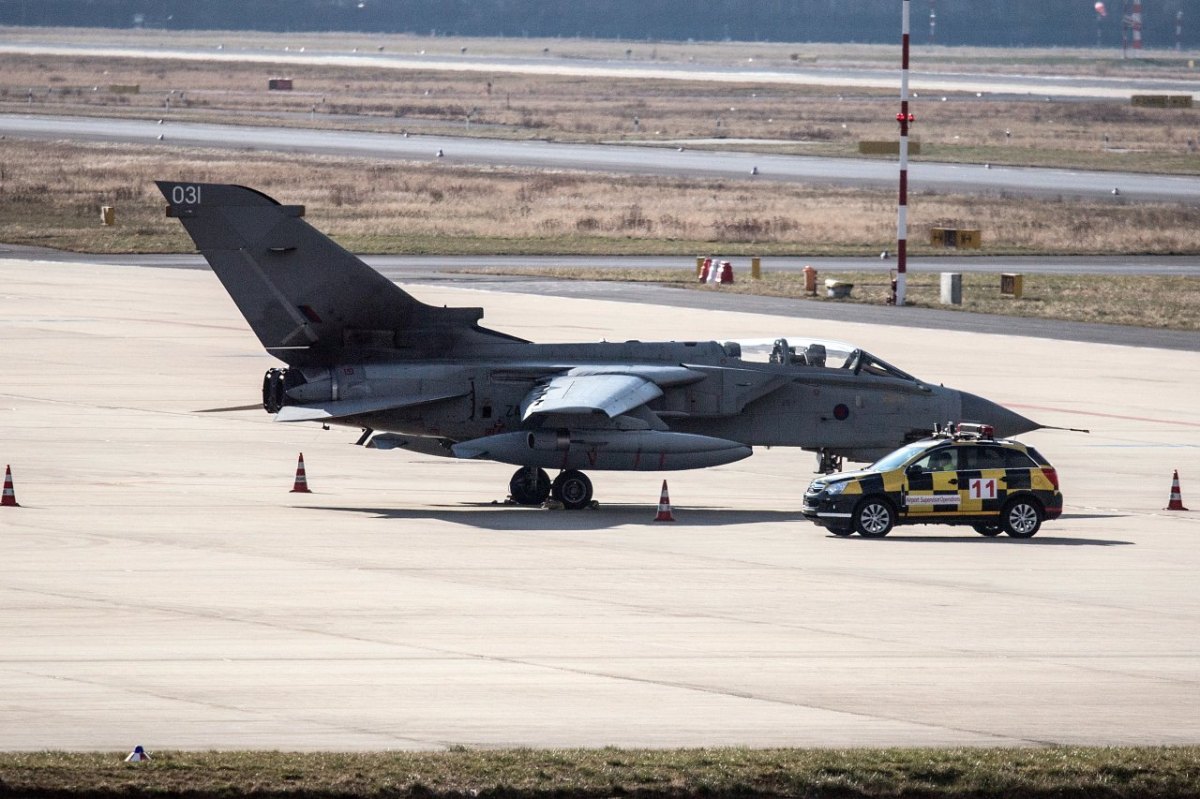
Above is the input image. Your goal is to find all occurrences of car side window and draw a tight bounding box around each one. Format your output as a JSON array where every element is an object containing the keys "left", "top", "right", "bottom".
[
  {"left": 968, "top": 446, "right": 1006, "bottom": 471},
  {"left": 1002, "top": 448, "right": 1037, "bottom": 469},
  {"left": 915, "top": 448, "right": 958, "bottom": 472}
]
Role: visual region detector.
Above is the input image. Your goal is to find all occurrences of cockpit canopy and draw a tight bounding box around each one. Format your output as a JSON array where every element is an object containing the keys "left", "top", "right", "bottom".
[{"left": 726, "top": 337, "right": 921, "bottom": 382}]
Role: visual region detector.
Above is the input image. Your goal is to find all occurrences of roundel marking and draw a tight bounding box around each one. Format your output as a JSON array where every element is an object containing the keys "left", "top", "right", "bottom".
[{"left": 833, "top": 403, "right": 850, "bottom": 420}]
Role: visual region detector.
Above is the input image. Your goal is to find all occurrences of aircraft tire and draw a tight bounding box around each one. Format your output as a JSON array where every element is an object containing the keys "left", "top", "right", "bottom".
[
  {"left": 509, "top": 467, "right": 551, "bottom": 505},
  {"left": 853, "top": 496, "right": 895, "bottom": 538},
  {"left": 828, "top": 527, "right": 854, "bottom": 537},
  {"left": 553, "top": 470, "right": 593, "bottom": 510},
  {"left": 1001, "top": 497, "right": 1043, "bottom": 538},
  {"left": 973, "top": 522, "right": 1003, "bottom": 537}
]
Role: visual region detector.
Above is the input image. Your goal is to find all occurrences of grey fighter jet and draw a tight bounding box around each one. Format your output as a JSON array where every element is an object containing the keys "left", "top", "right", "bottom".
[{"left": 158, "top": 181, "right": 1039, "bottom": 509}]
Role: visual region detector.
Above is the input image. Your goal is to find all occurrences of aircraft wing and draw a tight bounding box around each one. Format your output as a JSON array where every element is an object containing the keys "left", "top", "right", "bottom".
[
  {"left": 274, "top": 390, "right": 467, "bottom": 422},
  {"left": 521, "top": 373, "right": 664, "bottom": 421}
]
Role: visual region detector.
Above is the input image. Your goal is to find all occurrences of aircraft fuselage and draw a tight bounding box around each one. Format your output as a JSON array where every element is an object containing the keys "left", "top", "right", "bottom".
[{"left": 275, "top": 338, "right": 963, "bottom": 466}]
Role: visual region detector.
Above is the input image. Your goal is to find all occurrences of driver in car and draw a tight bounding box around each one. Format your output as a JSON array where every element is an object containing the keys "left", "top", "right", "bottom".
[{"left": 927, "top": 450, "right": 956, "bottom": 472}]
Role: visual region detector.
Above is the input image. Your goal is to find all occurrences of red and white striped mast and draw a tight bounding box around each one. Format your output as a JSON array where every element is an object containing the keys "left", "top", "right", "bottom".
[
  {"left": 1132, "top": 0, "right": 1142, "bottom": 52},
  {"left": 895, "top": 0, "right": 914, "bottom": 307}
]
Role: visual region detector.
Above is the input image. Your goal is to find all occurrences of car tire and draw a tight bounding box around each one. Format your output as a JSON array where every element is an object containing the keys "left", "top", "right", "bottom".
[
  {"left": 1001, "top": 496, "right": 1043, "bottom": 538},
  {"left": 972, "top": 523, "right": 1003, "bottom": 537},
  {"left": 853, "top": 497, "right": 895, "bottom": 538}
]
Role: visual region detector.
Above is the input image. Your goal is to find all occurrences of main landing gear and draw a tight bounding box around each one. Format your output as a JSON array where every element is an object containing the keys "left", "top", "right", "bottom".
[{"left": 508, "top": 466, "right": 595, "bottom": 510}]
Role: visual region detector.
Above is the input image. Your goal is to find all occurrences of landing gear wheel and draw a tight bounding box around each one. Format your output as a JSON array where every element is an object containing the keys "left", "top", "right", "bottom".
[
  {"left": 1001, "top": 497, "right": 1043, "bottom": 538},
  {"left": 972, "top": 523, "right": 1003, "bottom": 537},
  {"left": 509, "top": 467, "right": 551, "bottom": 506},
  {"left": 853, "top": 496, "right": 895, "bottom": 538},
  {"left": 828, "top": 527, "right": 855, "bottom": 537},
  {"left": 552, "top": 469, "right": 593, "bottom": 510}
]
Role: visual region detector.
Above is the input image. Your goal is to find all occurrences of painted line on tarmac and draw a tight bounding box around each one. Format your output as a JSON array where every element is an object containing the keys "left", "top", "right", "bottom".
[{"left": 1011, "top": 404, "right": 1200, "bottom": 428}]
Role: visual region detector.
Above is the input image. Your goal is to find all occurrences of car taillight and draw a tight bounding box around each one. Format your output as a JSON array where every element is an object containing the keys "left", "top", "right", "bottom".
[{"left": 1041, "top": 467, "right": 1059, "bottom": 490}]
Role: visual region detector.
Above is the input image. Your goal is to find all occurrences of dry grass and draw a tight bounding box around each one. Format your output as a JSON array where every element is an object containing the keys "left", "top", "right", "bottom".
[
  {"left": 2, "top": 137, "right": 1193, "bottom": 331},
  {"left": 2, "top": 139, "right": 1199, "bottom": 259},
  {"left": 4, "top": 37, "right": 1200, "bottom": 174}
]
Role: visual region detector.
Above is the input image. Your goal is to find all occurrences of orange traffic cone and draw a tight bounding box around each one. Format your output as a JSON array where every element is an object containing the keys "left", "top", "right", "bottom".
[
  {"left": 290, "top": 453, "right": 312, "bottom": 493},
  {"left": 654, "top": 479, "right": 675, "bottom": 522},
  {"left": 1165, "top": 470, "right": 1189, "bottom": 511},
  {"left": 2, "top": 465, "right": 19, "bottom": 507}
]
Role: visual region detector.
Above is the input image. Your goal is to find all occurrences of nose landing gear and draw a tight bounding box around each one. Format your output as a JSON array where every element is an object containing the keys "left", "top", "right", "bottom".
[{"left": 816, "top": 449, "right": 844, "bottom": 474}]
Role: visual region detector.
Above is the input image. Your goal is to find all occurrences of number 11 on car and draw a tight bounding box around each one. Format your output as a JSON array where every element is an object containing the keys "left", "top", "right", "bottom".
[{"left": 969, "top": 478, "right": 997, "bottom": 500}]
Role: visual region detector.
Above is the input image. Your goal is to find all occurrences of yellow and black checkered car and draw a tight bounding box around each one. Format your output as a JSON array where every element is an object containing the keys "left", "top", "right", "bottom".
[{"left": 803, "top": 424, "right": 1061, "bottom": 538}]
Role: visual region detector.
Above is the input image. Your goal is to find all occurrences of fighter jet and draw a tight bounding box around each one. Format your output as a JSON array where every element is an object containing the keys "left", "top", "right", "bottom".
[{"left": 158, "top": 181, "right": 1039, "bottom": 509}]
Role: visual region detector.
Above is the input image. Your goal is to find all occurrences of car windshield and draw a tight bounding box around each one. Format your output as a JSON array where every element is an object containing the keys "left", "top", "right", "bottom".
[{"left": 867, "top": 441, "right": 934, "bottom": 472}]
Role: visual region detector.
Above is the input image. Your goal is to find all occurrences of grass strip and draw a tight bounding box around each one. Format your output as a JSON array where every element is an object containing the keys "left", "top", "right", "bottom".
[{"left": 2, "top": 747, "right": 1200, "bottom": 799}]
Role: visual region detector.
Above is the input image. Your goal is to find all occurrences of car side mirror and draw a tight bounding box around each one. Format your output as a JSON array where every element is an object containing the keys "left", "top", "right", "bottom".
[{"left": 905, "top": 464, "right": 923, "bottom": 476}]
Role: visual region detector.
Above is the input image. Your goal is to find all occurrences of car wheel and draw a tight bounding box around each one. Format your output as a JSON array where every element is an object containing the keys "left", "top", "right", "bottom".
[
  {"left": 972, "top": 523, "right": 1003, "bottom": 537},
  {"left": 1001, "top": 497, "right": 1043, "bottom": 538},
  {"left": 553, "top": 469, "right": 593, "bottom": 510},
  {"left": 853, "top": 497, "right": 895, "bottom": 538}
]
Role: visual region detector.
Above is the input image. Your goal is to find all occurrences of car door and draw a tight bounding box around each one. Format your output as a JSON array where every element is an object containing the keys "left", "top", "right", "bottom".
[
  {"left": 901, "top": 445, "right": 963, "bottom": 518},
  {"left": 958, "top": 444, "right": 1008, "bottom": 516}
]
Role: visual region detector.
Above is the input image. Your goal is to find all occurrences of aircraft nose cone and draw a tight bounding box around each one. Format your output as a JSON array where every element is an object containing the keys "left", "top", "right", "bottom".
[{"left": 957, "top": 390, "right": 1040, "bottom": 437}]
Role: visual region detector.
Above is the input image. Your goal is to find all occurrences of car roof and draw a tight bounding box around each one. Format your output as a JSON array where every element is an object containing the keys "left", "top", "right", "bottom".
[{"left": 913, "top": 435, "right": 1028, "bottom": 452}]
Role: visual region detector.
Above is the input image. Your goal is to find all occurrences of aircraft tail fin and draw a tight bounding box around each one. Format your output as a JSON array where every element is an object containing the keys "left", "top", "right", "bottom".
[{"left": 156, "top": 181, "right": 522, "bottom": 366}]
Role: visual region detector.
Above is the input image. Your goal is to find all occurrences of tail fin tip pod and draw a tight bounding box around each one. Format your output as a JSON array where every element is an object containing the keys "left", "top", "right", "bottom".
[{"left": 155, "top": 181, "right": 524, "bottom": 366}]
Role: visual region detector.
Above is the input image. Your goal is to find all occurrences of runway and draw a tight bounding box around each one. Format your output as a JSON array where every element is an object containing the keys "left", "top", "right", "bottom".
[
  {"left": 3, "top": 113, "right": 1198, "bottom": 203},
  {"left": 3, "top": 40, "right": 1198, "bottom": 101},
  {"left": 1, "top": 256, "right": 1198, "bottom": 750}
]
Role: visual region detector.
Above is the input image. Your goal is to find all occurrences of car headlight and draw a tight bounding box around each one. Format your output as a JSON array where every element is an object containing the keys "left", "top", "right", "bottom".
[{"left": 825, "top": 481, "right": 847, "bottom": 496}]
